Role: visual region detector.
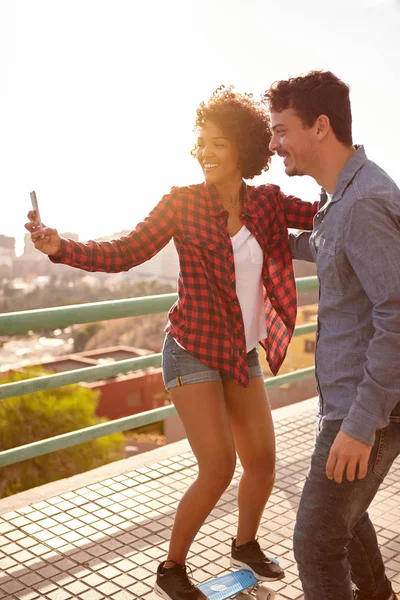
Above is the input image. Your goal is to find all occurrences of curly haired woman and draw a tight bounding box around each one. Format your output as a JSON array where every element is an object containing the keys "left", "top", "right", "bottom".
[{"left": 26, "top": 86, "right": 318, "bottom": 600}]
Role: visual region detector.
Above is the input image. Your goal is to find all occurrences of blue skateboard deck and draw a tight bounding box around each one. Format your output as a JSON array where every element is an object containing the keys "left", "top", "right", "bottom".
[{"left": 198, "top": 569, "right": 275, "bottom": 600}]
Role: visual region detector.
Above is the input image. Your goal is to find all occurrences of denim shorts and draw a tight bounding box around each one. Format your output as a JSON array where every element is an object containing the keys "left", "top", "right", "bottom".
[{"left": 162, "top": 334, "right": 263, "bottom": 390}]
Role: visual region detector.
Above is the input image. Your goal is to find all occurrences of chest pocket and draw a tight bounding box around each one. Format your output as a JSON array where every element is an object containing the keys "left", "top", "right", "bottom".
[
  {"left": 316, "top": 236, "right": 344, "bottom": 296},
  {"left": 182, "top": 235, "right": 224, "bottom": 257},
  {"left": 181, "top": 234, "right": 223, "bottom": 254}
]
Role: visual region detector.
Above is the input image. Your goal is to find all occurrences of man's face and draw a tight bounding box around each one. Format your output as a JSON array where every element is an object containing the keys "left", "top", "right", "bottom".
[{"left": 269, "top": 108, "right": 317, "bottom": 177}]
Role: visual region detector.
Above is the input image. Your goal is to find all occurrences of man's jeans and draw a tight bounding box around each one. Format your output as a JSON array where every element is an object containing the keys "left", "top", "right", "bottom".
[{"left": 294, "top": 415, "right": 400, "bottom": 600}]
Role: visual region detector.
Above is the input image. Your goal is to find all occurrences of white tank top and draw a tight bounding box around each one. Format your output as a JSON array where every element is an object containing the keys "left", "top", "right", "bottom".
[{"left": 231, "top": 226, "right": 267, "bottom": 352}]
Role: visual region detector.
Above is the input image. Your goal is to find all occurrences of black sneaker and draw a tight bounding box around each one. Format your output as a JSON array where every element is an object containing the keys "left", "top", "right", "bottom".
[
  {"left": 154, "top": 561, "right": 207, "bottom": 600},
  {"left": 230, "top": 538, "right": 284, "bottom": 582}
]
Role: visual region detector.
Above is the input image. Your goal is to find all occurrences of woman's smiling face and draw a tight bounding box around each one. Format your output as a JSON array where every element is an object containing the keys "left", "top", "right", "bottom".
[{"left": 196, "top": 120, "right": 241, "bottom": 185}]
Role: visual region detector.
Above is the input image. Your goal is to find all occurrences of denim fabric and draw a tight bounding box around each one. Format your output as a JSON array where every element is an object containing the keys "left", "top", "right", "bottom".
[
  {"left": 290, "top": 146, "right": 400, "bottom": 446},
  {"left": 294, "top": 418, "right": 400, "bottom": 600},
  {"left": 162, "top": 334, "right": 263, "bottom": 390}
]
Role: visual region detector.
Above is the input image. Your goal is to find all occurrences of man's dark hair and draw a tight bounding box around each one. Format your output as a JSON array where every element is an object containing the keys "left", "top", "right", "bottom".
[{"left": 264, "top": 71, "right": 353, "bottom": 146}]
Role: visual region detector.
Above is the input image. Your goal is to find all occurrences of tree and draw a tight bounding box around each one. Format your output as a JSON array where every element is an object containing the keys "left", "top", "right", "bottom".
[
  {"left": 0, "top": 369, "right": 125, "bottom": 498},
  {"left": 73, "top": 322, "right": 103, "bottom": 352}
]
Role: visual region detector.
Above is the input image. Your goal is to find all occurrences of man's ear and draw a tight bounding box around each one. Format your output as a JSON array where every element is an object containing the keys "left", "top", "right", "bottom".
[{"left": 315, "top": 114, "right": 330, "bottom": 140}]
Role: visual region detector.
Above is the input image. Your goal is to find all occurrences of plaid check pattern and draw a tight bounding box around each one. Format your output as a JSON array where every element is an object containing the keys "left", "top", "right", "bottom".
[{"left": 51, "top": 183, "right": 318, "bottom": 386}]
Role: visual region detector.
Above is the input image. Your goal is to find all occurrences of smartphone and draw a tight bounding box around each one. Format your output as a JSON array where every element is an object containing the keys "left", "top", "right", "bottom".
[{"left": 30, "top": 191, "right": 42, "bottom": 226}]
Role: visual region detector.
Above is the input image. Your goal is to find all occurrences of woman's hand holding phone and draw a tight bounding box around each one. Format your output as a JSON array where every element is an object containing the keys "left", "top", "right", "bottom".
[{"left": 25, "top": 191, "right": 62, "bottom": 257}]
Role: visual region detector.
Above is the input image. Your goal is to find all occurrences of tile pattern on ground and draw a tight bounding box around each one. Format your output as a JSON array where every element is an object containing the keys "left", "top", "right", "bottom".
[{"left": 0, "top": 405, "right": 399, "bottom": 600}]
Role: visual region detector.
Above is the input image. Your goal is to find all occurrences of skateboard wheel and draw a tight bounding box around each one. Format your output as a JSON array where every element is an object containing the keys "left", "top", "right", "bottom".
[{"left": 254, "top": 586, "right": 275, "bottom": 600}]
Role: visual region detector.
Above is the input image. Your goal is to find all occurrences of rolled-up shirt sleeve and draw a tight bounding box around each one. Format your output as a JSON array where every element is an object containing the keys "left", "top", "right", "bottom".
[
  {"left": 341, "top": 196, "right": 400, "bottom": 445},
  {"left": 289, "top": 231, "right": 316, "bottom": 262}
]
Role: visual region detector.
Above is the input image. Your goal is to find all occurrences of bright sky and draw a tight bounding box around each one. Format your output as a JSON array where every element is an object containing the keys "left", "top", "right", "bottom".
[{"left": 1, "top": 0, "right": 399, "bottom": 255}]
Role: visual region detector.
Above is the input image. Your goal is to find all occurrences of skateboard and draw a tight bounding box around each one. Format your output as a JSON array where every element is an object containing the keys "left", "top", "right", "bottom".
[{"left": 198, "top": 568, "right": 276, "bottom": 599}]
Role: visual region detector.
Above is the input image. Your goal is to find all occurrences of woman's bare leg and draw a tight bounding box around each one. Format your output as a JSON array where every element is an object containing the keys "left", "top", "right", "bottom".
[
  {"left": 224, "top": 376, "right": 275, "bottom": 545},
  {"left": 166, "top": 381, "right": 236, "bottom": 565}
]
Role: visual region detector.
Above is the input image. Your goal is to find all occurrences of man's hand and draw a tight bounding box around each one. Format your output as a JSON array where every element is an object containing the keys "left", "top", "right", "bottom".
[{"left": 326, "top": 430, "right": 372, "bottom": 483}]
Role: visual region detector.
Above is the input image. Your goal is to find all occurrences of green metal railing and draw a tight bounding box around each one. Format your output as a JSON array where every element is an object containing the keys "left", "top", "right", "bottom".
[
  {"left": 0, "top": 293, "right": 178, "bottom": 336},
  {"left": 0, "top": 276, "right": 318, "bottom": 467}
]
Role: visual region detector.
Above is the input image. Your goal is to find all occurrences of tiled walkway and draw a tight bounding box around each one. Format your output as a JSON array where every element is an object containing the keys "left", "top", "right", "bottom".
[{"left": 0, "top": 398, "right": 399, "bottom": 600}]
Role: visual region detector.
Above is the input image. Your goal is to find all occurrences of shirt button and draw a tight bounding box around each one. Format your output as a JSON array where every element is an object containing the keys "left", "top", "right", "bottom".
[
  {"left": 233, "top": 299, "right": 238, "bottom": 305},
  {"left": 241, "top": 213, "right": 245, "bottom": 218},
  {"left": 270, "top": 295, "right": 275, "bottom": 301}
]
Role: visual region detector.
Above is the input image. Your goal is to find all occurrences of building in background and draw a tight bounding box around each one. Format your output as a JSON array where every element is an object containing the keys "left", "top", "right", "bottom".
[
  {"left": 13, "top": 232, "right": 80, "bottom": 279},
  {"left": 0, "top": 235, "right": 16, "bottom": 278},
  {"left": 259, "top": 302, "right": 318, "bottom": 409},
  {"left": 26, "top": 345, "right": 168, "bottom": 421}
]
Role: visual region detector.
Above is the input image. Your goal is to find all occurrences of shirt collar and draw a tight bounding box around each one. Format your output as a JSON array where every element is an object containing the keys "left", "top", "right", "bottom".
[
  {"left": 332, "top": 145, "right": 367, "bottom": 202},
  {"left": 205, "top": 181, "right": 249, "bottom": 216}
]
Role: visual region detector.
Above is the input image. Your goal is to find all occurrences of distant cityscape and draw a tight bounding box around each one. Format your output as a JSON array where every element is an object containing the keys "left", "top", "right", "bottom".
[{"left": 0, "top": 231, "right": 180, "bottom": 289}]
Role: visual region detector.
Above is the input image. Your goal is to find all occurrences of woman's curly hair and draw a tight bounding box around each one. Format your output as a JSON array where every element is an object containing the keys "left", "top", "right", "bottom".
[{"left": 191, "top": 86, "right": 273, "bottom": 180}]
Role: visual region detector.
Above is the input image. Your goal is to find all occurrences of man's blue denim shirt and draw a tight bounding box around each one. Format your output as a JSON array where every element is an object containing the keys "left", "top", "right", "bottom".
[{"left": 290, "top": 146, "right": 400, "bottom": 445}]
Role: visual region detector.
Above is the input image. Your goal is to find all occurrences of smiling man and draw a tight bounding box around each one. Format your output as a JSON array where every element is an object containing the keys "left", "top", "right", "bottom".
[{"left": 264, "top": 71, "right": 400, "bottom": 600}]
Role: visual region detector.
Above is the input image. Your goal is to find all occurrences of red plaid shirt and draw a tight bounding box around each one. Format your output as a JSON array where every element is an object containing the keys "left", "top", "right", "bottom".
[{"left": 51, "top": 183, "right": 318, "bottom": 386}]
